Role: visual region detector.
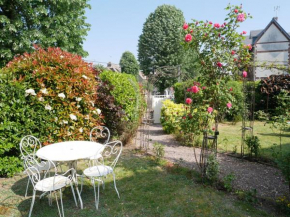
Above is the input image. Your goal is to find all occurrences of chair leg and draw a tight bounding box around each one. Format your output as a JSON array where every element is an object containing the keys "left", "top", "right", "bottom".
[
  {"left": 80, "top": 174, "right": 84, "bottom": 195},
  {"left": 25, "top": 178, "right": 30, "bottom": 198},
  {"left": 112, "top": 172, "right": 120, "bottom": 199},
  {"left": 59, "top": 189, "right": 65, "bottom": 217},
  {"left": 92, "top": 179, "right": 99, "bottom": 210},
  {"left": 70, "top": 181, "right": 78, "bottom": 207},
  {"left": 74, "top": 181, "right": 83, "bottom": 209},
  {"left": 55, "top": 192, "right": 62, "bottom": 217},
  {"left": 28, "top": 190, "right": 36, "bottom": 217}
]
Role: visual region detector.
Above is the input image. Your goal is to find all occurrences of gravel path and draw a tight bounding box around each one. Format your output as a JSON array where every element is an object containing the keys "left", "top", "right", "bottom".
[{"left": 132, "top": 124, "right": 288, "bottom": 200}]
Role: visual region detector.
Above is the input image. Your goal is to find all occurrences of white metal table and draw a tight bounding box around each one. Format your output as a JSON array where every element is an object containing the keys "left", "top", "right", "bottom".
[{"left": 36, "top": 141, "right": 104, "bottom": 209}]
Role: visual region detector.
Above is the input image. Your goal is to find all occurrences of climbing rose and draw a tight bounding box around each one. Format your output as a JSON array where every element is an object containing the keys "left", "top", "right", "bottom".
[
  {"left": 229, "top": 87, "right": 233, "bottom": 91},
  {"left": 227, "top": 102, "right": 232, "bottom": 109},
  {"left": 242, "top": 71, "right": 247, "bottom": 78},
  {"left": 231, "top": 50, "right": 235, "bottom": 55},
  {"left": 183, "top": 23, "right": 189, "bottom": 30},
  {"left": 237, "top": 13, "right": 245, "bottom": 22},
  {"left": 214, "top": 23, "right": 220, "bottom": 28},
  {"left": 216, "top": 62, "right": 223, "bottom": 67},
  {"left": 191, "top": 86, "right": 199, "bottom": 93},
  {"left": 202, "top": 86, "right": 206, "bottom": 90},
  {"left": 242, "top": 30, "right": 247, "bottom": 34},
  {"left": 185, "top": 34, "right": 192, "bottom": 42},
  {"left": 207, "top": 107, "right": 213, "bottom": 113},
  {"left": 185, "top": 98, "right": 192, "bottom": 104},
  {"left": 234, "top": 9, "right": 238, "bottom": 13},
  {"left": 247, "top": 44, "right": 252, "bottom": 50},
  {"left": 209, "top": 21, "right": 212, "bottom": 25}
]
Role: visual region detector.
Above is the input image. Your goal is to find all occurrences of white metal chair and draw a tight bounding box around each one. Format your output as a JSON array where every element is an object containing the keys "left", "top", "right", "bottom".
[
  {"left": 81, "top": 140, "right": 122, "bottom": 210},
  {"left": 87, "top": 126, "right": 110, "bottom": 162},
  {"left": 20, "top": 135, "right": 51, "bottom": 197},
  {"left": 24, "top": 155, "right": 79, "bottom": 217}
]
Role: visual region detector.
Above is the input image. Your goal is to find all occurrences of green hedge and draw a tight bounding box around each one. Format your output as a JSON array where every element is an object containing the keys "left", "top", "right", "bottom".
[{"left": 97, "top": 71, "right": 146, "bottom": 142}]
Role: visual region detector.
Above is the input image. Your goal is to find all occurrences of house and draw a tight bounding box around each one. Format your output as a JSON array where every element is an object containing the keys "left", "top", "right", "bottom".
[
  {"left": 106, "top": 62, "right": 121, "bottom": 72},
  {"left": 244, "top": 17, "right": 290, "bottom": 80}
]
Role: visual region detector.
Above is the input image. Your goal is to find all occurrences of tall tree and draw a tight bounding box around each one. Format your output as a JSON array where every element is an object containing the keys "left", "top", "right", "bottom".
[
  {"left": 0, "top": 0, "right": 91, "bottom": 67},
  {"left": 138, "top": 5, "right": 185, "bottom": 91},
  {"left": 119, "top": 51, "right": 139, "bottom": 76}
]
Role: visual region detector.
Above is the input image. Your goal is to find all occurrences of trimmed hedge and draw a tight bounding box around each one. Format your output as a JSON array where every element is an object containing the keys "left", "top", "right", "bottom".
[{"left": 97, "top": 71, "right": 146, "bottom": 143}]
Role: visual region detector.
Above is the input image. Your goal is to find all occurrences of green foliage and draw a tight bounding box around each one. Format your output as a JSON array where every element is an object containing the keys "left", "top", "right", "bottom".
[
  {"left": 276, "top": 153, "right": 290, "bottom": 193},
  {"left": 98, "top": 71, "right": 145, "bottom": 142},
  {"left": 138, "top": 5, "right": 185, "bottom": 91},
  {"left": 223, "top": 172, "right": 236, "bottom": 192},
  {"left": 0, "top": 156, "right": 23, "bottom": 177},
  {"left": 236, "top": 189, "right": 258, "bottom": 203},
  {"left": 0, "top": 0, "right": 91, "bottom": 67},
  {"left": 119, "top": 51, "right": 139, "bottom": 76},
  {"left": 205, "top": 153, "right": 219, "bottom": 182},
  {"left": 254, "top": 110, "right": 269, "bottom": 121},
  {"left": 245, "top": 136, "right": 260, "bottom": 158},
  {"left": 276, "top": 196, "right": 290, "bottom": 215},
  {"left": 160, "top": 99, "right": 184, "bottom": 134},
  {"left": 153, "top": 142, "right": 165, "bottom": 162},
  {"left": 0, "top": 47, "right": 101, "bottom": 177}
]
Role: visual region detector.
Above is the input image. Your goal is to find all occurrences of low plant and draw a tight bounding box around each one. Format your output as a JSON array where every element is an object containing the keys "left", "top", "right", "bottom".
[
  {"left": 223, "top": 172, "right": 236, "bottom": 192},
  {"left": 236, "top": 189, "right": 258, "bottom": 203},
  {"left": 276, "top": 152, "right": 290, "bottom": 196},
  {"left": 205, "top": 153, "right": 219, "bottom": 183},
  {"left": 153, "top": 142, "right": 165, "bottom": 162},
  {"left": 245, "top": 136, "right": 260, "bottom": 158},
  {"left": 276, "top": 196, "right": 290, "bottom": 215}
]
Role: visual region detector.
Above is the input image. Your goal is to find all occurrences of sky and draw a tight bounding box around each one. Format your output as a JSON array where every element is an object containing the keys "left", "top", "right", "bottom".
[{"left": 83, "top": 0, "right": 290, "bottom": 66}]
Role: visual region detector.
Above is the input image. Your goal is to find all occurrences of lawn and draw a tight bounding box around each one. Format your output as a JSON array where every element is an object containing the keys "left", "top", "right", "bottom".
[
  {"left": 218, "top": 121, "right": 290, "bottom": 160},
  {"left": 0, "top": 150, "right": 272, "bottom": 217}
]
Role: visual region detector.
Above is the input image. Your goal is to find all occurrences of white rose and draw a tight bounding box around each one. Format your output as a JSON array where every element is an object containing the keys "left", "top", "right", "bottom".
[
  {"left": 25, "top": 89, "right": 36, "bottom": 96},
  {"left": 58, "top": 93, "right": 66, "bottom": 99},
  {"left": 69, "top": 114, "right": 77, "bottom": 121},
  {"left": 60, "top": 55, "right": 64, "bottom": 59},
  {"left": 38, "top": 97, "right": 44, "bottom": 102},
  {"left": 54, "top": 117, "right": 58, "bottom": 122},
  {"left": 82, "top": 75, "right": 88, "bottom": 79},
  {"left": 63, "top": 120, "right": 68, "bottom": 124},
  {"left": 77, "top": 105, "right": 80, "bottom": 108},
  {"left": 76, "top": 97, "right": 82, "bottom": 102},
  {"left": 45, "top": 104, "right": 52, "bottom": 111},
  {"left": 85, "top": 115, "right": 90, "bottom": 120},
  {"left": 96, "top": 109, "right": 101, "bottom": 115},
  {"left": 79, "top": 128, "right": 83, "bottom": 133},
  {"left": 40, "top": 88, "right": 48, "bottom": 95}
]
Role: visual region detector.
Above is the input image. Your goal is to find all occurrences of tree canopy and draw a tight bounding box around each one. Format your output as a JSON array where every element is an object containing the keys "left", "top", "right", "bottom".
[
  {"left": 0, "top": 0, "right": 91, "bottom": 67},
  {"left": 119, "top": 51, "right": 139, "bottom": 76},
  {"left": 138, "top": 5, "right": 186, "bottom": 91}
]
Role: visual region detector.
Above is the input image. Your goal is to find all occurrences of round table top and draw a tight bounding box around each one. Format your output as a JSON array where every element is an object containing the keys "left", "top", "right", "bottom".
[{"left": 36, "top": 141, "right": 104, "bottom": 162}]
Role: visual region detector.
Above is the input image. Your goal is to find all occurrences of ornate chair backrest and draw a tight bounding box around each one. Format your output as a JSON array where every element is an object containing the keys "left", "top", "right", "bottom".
[
  {"left": 24, "top": 155, "right": 56, "bottom": 188},
  {"left": 90, "top": 126, "right": 110, "bottom": 144},
  {"left": 91, "top": 140, "right": 122, "bottom": 170},
  {"left": 20, "top": 135, "right": 42, "bottom": 159}
]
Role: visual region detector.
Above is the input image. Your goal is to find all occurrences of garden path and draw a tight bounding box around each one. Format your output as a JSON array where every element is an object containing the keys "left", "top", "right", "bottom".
[{"left": 129, "top": 124, "right": 288, "bottom": 200}]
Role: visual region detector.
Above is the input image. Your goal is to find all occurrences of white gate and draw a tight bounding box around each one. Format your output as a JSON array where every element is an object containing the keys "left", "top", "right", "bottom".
[{"left": 152, "top": 95, "right": 171, "bottom": 123}]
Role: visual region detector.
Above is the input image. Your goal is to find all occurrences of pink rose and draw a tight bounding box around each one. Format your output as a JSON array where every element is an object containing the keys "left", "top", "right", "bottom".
[
  {"left": 221, "top": 24, "right": 225, "bottom": 28},
  {"left": 224, "top": 22, "right": 227, "bottom": 25},
  {"left": 234, "top": 9, "right": 238, "bottom": 13},
  {"left": 247, "top": 44, "right": 252, "bottom": 50},
  {"left": 202, "top": 86, "right": 206, "bottom": 90},
  {"left": 190, "top": 30, "right": 193, "bottom": 33},
  {"left": 216, "top": 62, "right": 223, "bottom": 68},
  {"left": 183, "top": 23, "right": 189, "bottom": 30},
  {"left": 231, "top": 50, "right": 235, "bottom": 55},
  {"left": 185, "top": 98, "right": 192, "bottom": 104},
  {"left": 182, "top": 116, "right": 186, "bottom": 120},
  {"left": 214, "top": 23, "right": 220, "bottom": 28},
  {"left": 242, "top": 31, "right": 247, "bottom": 34},
  {"left": 185, "top": 34, "right": 192, "bottom": 42},
  {"left": 233, "top": 58, "right": 237, "bottom": 62},
  {"left": 209, "top": 21, "right": 213, "bottom": 25},
  {"left": 187, "top": 88, "right": 191, "bottom": 92},
  {"left": 191, "top": 86, "right": 200, "bottom": 93},
  {"left": 237, "top": 13, "right": 245, "bottom": 22},
  {"left": 207, "top": 107, "right": 213, "bottom": 113},
  {"left": 242, "top": 71, "right": 247, "bottom": 78},
  {"left": 227, "top": 102, "right": 232, "bottom": 109}
]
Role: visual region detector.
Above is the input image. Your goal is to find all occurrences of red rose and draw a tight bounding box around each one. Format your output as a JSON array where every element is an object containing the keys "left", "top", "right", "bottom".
[
  {"left": 234, "top": 9, "right": 238, "bottom": 13},
  {"left": 216, "top": 62, "right": 223, "bottom": 67},
  {"left": 183, "top": 23, "right": 189, "bottom": 30},
  {"left": 191, "top": 86, "right": 199, "bottom": 93},
  {"left": 231, "top": 50, "right": 235, "bottom": 55},
  {"left": 185, "top": 34, "right": 192, "bottom": 42},
  {"left": 185, "top": 98, "right": 192, "bottom": 104},
  {"left": 207, "top": 107, "right": 213, "bottom": 113}
]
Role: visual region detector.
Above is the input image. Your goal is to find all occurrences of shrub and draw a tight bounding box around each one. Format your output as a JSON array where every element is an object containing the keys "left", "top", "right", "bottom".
[
  {"left": 0, "top": 46, "right": 101, "bottom": 177},
  {"left": 153, "top": 142, "right": 165, "bottom": 162},
  {"left": 206, "top": 153, "right": 219, "bottom": 182},
  {"left": 160, "top": 99, "right": 184, "bottom": 134},
  {"left": 245, "top": 136, "right": 260, "bottom": 158},
  {"left": 97, "top": 71, "right": 146, "bottom": 142}
]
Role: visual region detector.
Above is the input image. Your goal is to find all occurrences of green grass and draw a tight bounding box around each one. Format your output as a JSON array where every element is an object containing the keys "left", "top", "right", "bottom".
[
  {"left": 218, "top": 121, "right": 290, "bottom": 160},
  {"left": 0, "top": 150, "right": 273, "bottom": 217}
]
